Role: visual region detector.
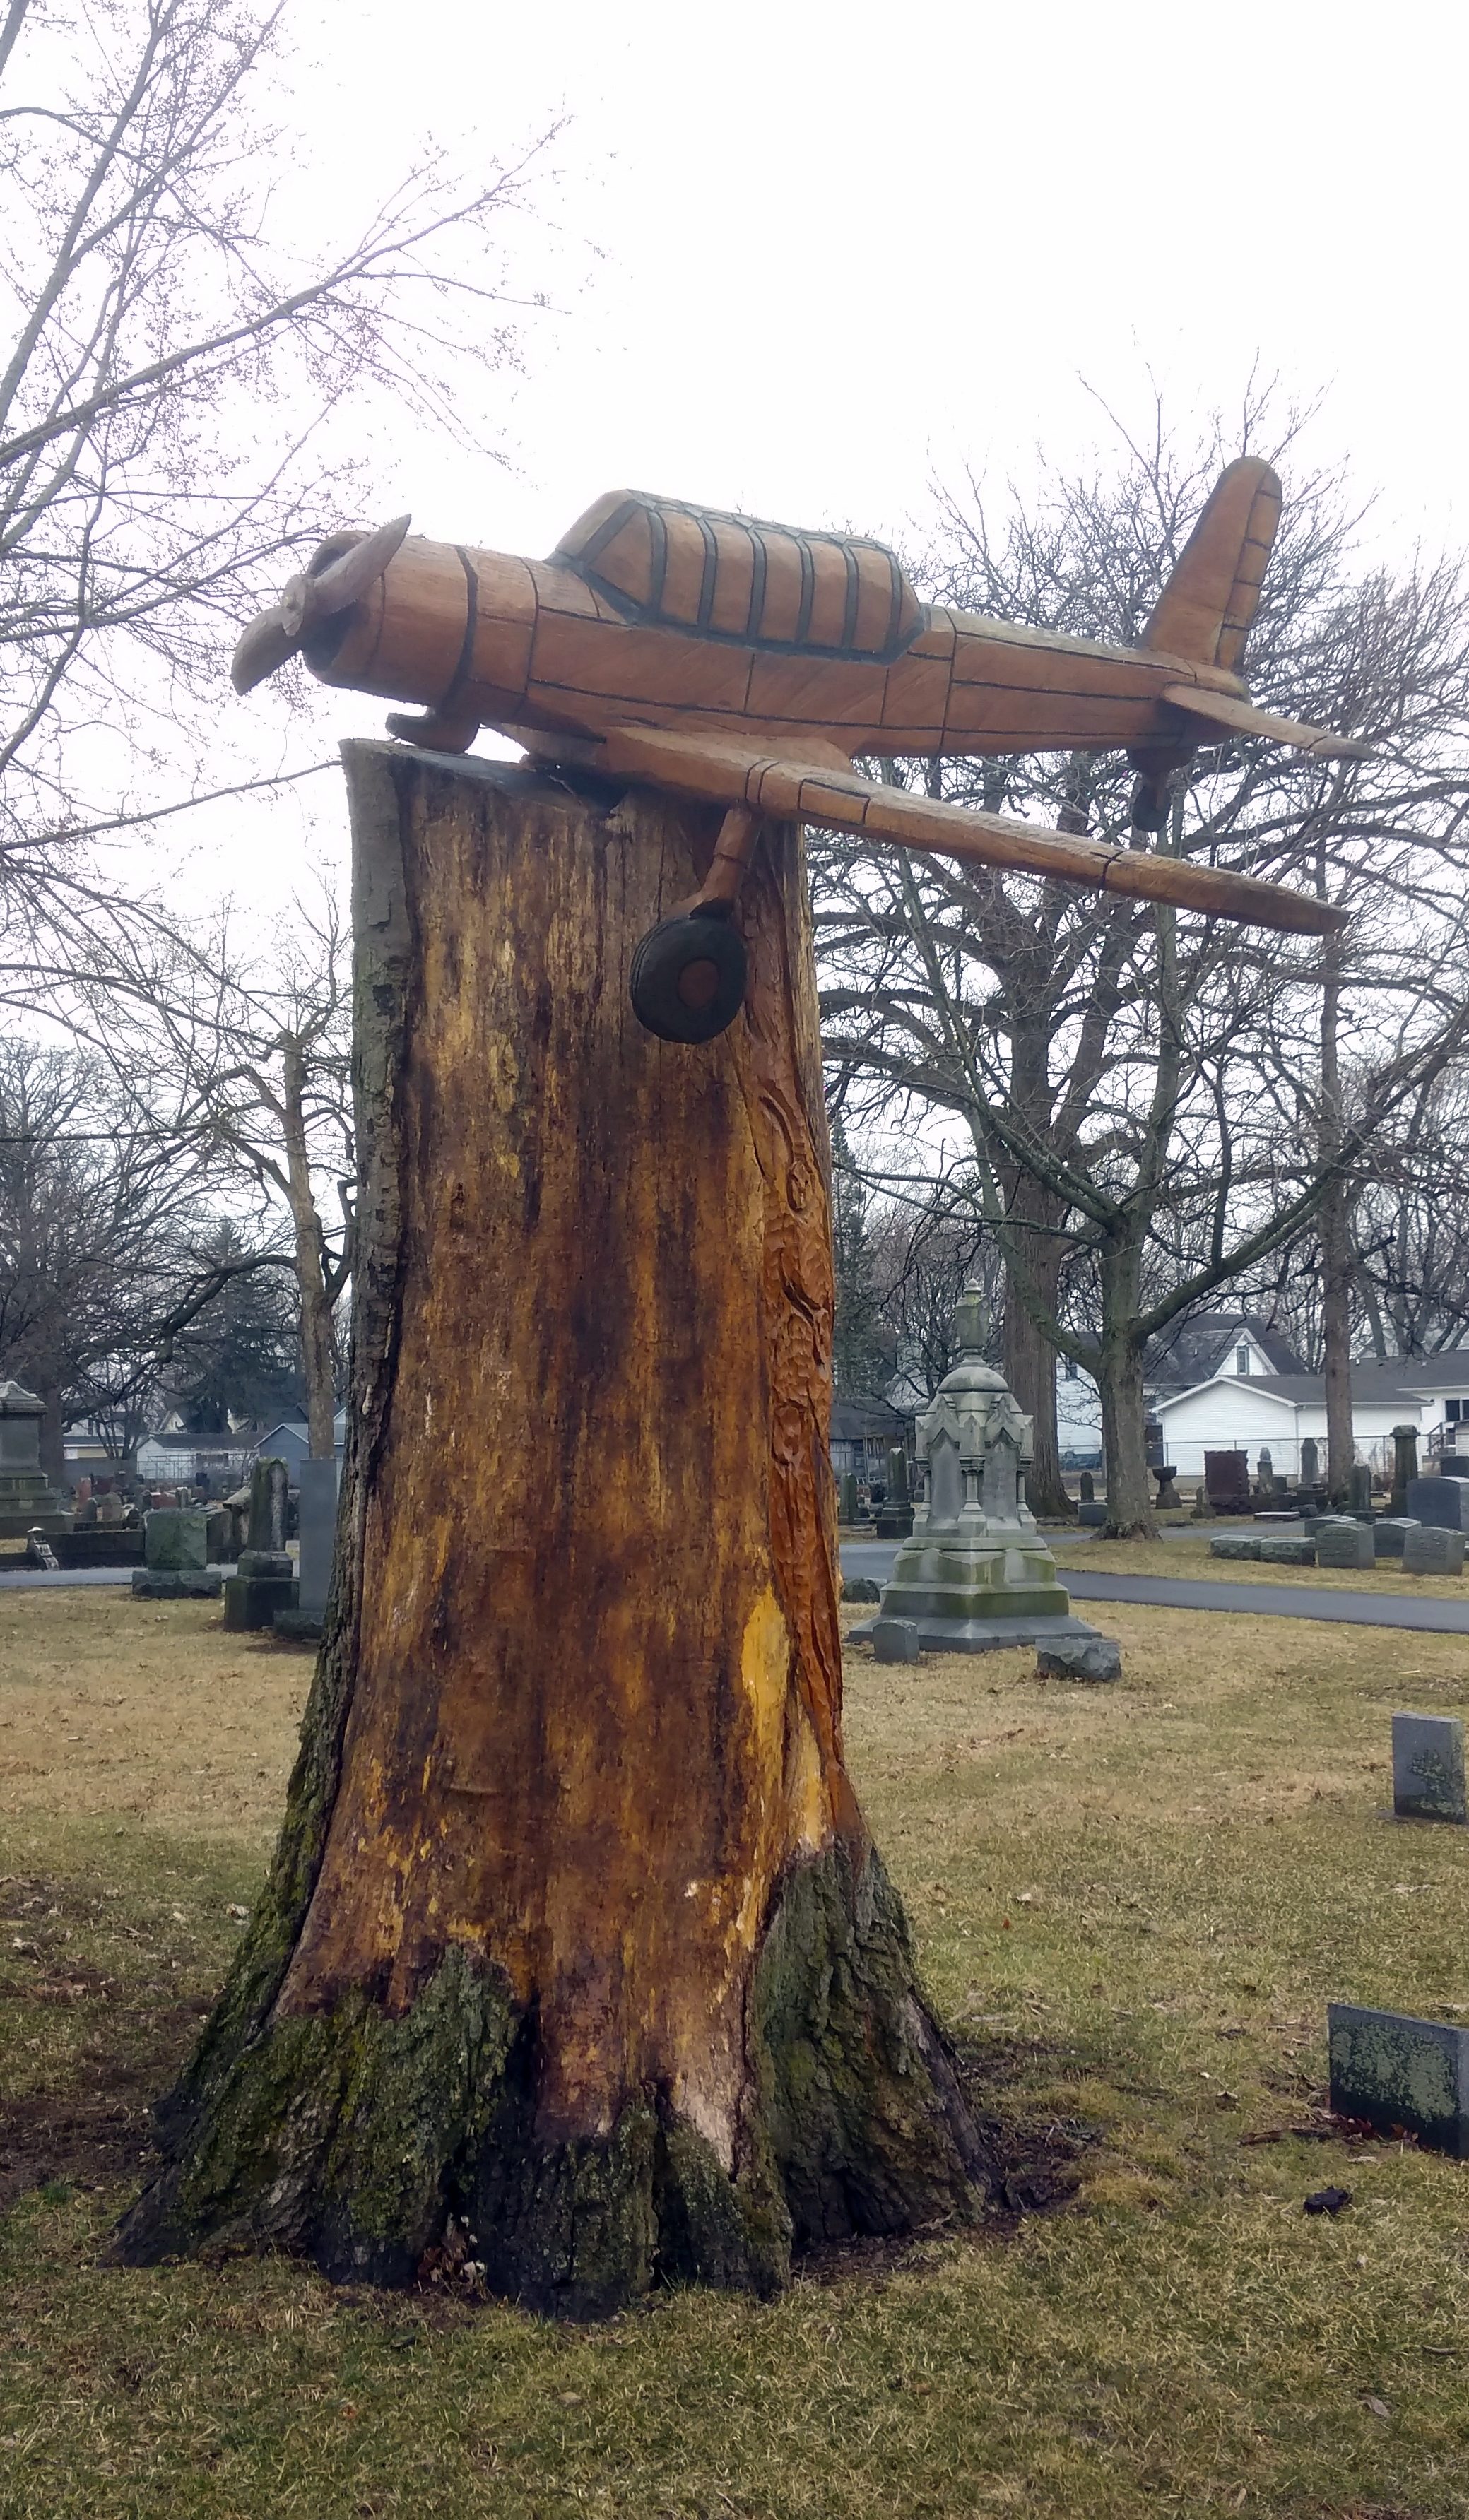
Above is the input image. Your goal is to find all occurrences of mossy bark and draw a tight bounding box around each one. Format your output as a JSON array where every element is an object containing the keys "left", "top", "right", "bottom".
[{"left": 117, "top": 745, "right": 986, "bottom": 2314}]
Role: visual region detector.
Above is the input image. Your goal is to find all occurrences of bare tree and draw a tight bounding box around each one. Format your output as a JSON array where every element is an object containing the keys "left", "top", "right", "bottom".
[
  {"left": 90, "top": 880, "right": 353, "bottom": 1456},
  {"left": 815, "top": 393, "right": 1469, "bottom": 1533},
  {"left": 0, "top": 1036, "right": 215, "bottom": 1472},
  {"left": 0, "top": 0, "right": 555, "bottom": 959}
]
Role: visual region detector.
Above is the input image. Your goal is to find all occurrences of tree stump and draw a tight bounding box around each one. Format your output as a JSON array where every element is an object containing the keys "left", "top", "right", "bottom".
[{"left": 118, "top": 745, "right": 984, "bottom": 2314}]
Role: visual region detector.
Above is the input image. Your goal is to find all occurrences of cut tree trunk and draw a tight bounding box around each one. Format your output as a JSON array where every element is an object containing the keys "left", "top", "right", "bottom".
[{"left": 117, "top": 745, "right": 985, "bottom": 2315}]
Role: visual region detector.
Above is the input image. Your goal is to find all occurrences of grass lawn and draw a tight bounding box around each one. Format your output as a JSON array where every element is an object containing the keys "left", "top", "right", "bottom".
[
  {"left": 4, "top": 1590, "right": 1469, "bottom": 2516},
  {"left": 1051, "top": 1530, "right": 1469, "bottom": 1600}
]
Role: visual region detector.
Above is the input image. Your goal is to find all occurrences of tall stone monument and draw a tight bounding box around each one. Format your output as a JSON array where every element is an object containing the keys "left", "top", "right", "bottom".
[
  {"left": 0, "top": 1381, "right": 69, "bottom": 1539},
  {"left": 850, "top": 1289, "right": 1104, "bottom": 1652}
]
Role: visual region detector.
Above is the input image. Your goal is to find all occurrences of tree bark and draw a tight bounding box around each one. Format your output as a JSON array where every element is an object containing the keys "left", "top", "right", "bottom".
[
  {"left": 1003, "top": 1217, "right": 1070, "bottom": 1520},
  {"left": 1097, "top": 1247, "right": 1157, "bottom": 1539},
  {"left": 279, "top": 1036, "right": 338, "bottom": 1460},
  {"left": 117, "top": 745, "right": 984, "bottom": 2314},
  {"left": 1318, "top": 937, "right": 1355, "bottom": 1507}
]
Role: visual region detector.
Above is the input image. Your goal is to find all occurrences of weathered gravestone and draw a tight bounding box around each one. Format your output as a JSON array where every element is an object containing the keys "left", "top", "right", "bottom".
[
  {"left": 1257, "top": 1536, "right": 1316, "bottom": 1565},
  {"left": 1078, "top": 1470, "right": 1095, "bottom": 1502},
  {"left": 1154, "top": 1465, "right": 1181, "bottom": 1512},
  {"left": 850, "top": 1286, "right": 1104, "bottom": 1653},
  {"left": 1373, "top": 1517, "right": 1420, "bottom": 1558},
  {"left": 132, "top": 1508, "right": 222, "bottom": 1601},
  {"left": 1314, "top": 1516, "right": 1375, "bottom": 1571},
  {"left": 275, "top": 1456, "right": 340, "bottom": 1641},
  {"left": 838, "top": 1471, "right": 859, "bottom": 1527},
  {"left": 1405, "top": 1474, "right": 1468, "bottom": 1533},
  {"left": 1391, "top": 1422, "right": 1421, "bottom": 1517},
  {"left": 874, "top": 1447, "right": 914, "bottom": 1540},
  {"left": 223, "top": 1457, "right": 296, "bottom": 1631},
  {"left": 1391, "top": 1712, "right": 1467, "bottom": 1823},
  {"left": 1205, "top": 1450, "right": 1250, "bottom": 1513},
  {"left": 1328, "top": 2004, "right": 1469, "bottom": 2155},
  {"left": 1256, "top": 1446, "right": 1277, "bottom": 1501},
  {"left": 0, "top": 1380, "right": 69, "bottom": 1538},
  {"left": 1299, "top": 1436, "right": 1320, "bottom": 1490},
  {"left": 1403, "top": 1522, "right": 1465, "bottom": 1578},
  {"left": 1210, "top": 1535, "right": 1261, "bottom": 1561},
  {"left": 871, "top": 1616, "right": 922, "bottom": 1664},
  {"left": 1348, "top": 1462, "right": 1373, "bottom": 1518}
]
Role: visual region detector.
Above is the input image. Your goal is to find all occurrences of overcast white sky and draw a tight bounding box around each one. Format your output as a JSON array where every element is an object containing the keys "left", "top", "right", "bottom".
[{"left": 198, "top": 0, "right": 1469, "bottom": 899}]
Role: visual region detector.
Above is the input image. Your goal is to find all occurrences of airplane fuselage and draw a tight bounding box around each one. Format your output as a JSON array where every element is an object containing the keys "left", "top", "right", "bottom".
[{"left": 305, "top": 535, "right": 1244, "bottom": 765}]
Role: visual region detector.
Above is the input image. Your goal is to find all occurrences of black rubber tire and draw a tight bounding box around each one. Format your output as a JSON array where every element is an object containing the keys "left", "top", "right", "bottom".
[{"left": 629, "top": 913, "right": 748, "bottom": 1044}]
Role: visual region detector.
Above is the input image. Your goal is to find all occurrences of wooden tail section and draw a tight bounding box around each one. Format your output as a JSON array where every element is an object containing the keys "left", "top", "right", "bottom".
[{"left": 1143, "top": 458, "right": 1282, "bottom": 678}]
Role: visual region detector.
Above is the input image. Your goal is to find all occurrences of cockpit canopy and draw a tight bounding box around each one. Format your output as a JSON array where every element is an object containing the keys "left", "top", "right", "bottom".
[{"left": 553, "top": 492, "right": 925, "bottom": 665}]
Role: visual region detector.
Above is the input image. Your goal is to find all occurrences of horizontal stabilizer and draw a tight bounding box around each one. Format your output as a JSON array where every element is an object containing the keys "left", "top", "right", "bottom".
[
  {"left": 1161, "top": 682, "right": 1372, "bottom": 762},
  {"left": 593, "top": 723, "right": 1347, "bottom": 939}
]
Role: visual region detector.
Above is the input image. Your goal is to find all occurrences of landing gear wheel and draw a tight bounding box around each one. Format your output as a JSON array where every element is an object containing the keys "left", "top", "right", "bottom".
[{"left": 629, "top": 911, "right": 748, "bottom": 1044}]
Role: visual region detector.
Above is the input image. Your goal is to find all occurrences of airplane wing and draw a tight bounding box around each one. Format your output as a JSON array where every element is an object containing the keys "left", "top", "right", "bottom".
[
  {"left": 1160, "top": 683, "right": 1372, "bottom": 762},
  {"left": 594, "top": 723, "right": 1347, "bottom": 938}
]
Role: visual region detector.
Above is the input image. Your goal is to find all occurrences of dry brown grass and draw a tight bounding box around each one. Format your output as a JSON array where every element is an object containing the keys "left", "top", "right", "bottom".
[
  {"left": 6, "top": 1591, "right": 1469, "bottom": 2517},
  {"left": 0, "top": 1590, "right": 309, "bottom": 1835}
]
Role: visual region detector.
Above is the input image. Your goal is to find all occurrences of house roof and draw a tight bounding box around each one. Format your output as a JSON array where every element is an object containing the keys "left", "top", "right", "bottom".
[
  {"left": 1146, "top": 1312, "right": 1306, "bottom": 1392},
  {"left": 1157, "top": 1356, "right": 1448, "bottom": 1413}
]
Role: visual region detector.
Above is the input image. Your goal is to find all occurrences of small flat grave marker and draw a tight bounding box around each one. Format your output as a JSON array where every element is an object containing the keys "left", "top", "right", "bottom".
[{"left": 1328, "top": 2003, "right": 1469, "bottom": 2157}]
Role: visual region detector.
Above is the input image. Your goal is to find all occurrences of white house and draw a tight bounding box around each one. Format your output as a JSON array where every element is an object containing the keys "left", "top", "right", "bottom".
[
  {"left": 1048, "top": 1311, "right": 1469, "bottom": 1479},
  {"left": 1150, "top": 1337, "right": 1469, "bottom": 1480}
]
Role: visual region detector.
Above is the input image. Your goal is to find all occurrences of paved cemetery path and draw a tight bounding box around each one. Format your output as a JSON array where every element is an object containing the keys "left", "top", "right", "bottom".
[
  {"left": 839, "top": 1542, "right": 1469, "bottom": 1637},
  {"left": 0, "top": 1564, "right": 136, "bottom": 1590}
]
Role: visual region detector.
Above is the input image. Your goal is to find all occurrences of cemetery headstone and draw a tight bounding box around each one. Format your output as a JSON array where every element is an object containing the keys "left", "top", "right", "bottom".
[
  {"left": 97, "top": 1491, "right": 125, "bottom": 1526},
  {"left": 1405, "top": 1474, "right": 1468, "bottom": 1533},
  {"left": 1348, "top": 1463, "right": 1373, "bottom": 1518},
  {"left": 1257, "top": 1536, "right": 1316, "bottom": 1565},
  {"left": 871, "top": 1617, "right": 922, "bottom": 1664},
  {"left": 143, "top": 1509, "right": 207, "bottom": 1571},
  {"left": 1154, "top": 1465, "right": 1181, "bottom": 1511},
  {"left": 847, "top": 1285, "right": 1105, "bottom": 1654},
  {"left": 275, "top": 1456, "right": 340, "bottom": 1641},
  {"left": 1209, "top": 1535, "right": 1261, "bottom": 1561},
  {"left": 1390, "top": 1421, "right": 1421, "bottom": 1516},
  {"left": 1077, "top": 1501, "right": 1107, "bottom": 1526},
  {"left": 1328, "top": 2003, "right": 1469, "bottom": 2156},
  {"left": 1314, "top": 1517, "right": 1375, "bottom": 1571},
  {"left": 1391, "top": 1712, "right": 1467, "bottom": 1823},
  {"left": 0, "top": 1379, "right": 69, "bottom": 1538},
  {"left": 132, "top": 1506, "right": 221, "bottom": 1600},
  {"left": 842, "top": 1577, "right": 881, "bottom": 1604},
  {"left": 1373, "top": 1516, "right": 1420, "bottom": 1558},
  {"left": 839, "top": 1471, "right": 859, "bottom": 1526},
  {"left": 223, "top": 1456, "right": 297, "bottom": 1631},
  {"left": 1299, "top": 1436, "right": 1320, "bottom": 1490},
  {"left": 1205, "top": 1450, "right": 1250, "bottom": 1513},
  {"left": 1078, "top": 1470, "right": 1095, "bottom": 1502},
  {"left": 874, "top": 1445, "right": 914, "bottom": 1539},
  {"left": 1256, "top": 1446, "right": 1276, "bottom": 1500},
  {"left": 1403, "top": 1522, "right": 1465, "bottom": 1578}
]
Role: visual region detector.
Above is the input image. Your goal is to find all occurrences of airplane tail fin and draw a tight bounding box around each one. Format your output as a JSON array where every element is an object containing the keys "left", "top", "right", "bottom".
[{"left": 1141, "top": 456, "right": 1282, "bottom": 678}]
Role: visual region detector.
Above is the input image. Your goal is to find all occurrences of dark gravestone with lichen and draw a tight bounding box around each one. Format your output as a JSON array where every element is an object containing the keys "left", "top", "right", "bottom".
[{"left": 1329, "top": 2004, "right": 1469, "bottom": 2155}]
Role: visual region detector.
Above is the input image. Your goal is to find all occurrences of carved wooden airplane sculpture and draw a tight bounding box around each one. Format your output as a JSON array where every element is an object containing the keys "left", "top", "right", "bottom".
[{"left": 232, "top": 457, "right": 1360, "bottom": 1041}]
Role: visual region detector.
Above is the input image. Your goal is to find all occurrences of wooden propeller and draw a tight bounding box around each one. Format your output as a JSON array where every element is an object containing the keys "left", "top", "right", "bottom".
[{"left": 230, "top": 516, "right": 412, "bottom": 694}]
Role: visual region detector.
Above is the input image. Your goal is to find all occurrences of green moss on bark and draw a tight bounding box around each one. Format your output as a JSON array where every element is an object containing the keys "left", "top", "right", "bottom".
[{"left": 119, "top": 1842, "right": 986, "bottom": 2317}]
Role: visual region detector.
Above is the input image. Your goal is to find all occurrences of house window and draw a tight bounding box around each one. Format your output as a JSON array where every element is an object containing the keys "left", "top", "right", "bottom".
[
  {"left": 1236, "top": 1344, "right": 1250, "bottom": 1376},
  {"left": 1449, "top": 1400, "right": 1463, "bottom": 1425}
]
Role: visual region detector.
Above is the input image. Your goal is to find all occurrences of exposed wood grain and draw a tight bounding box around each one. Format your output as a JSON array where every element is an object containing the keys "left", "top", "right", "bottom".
[{"left": 117, "top": 750, "right": 982, "bottom": 2313}]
